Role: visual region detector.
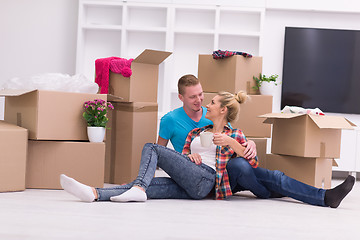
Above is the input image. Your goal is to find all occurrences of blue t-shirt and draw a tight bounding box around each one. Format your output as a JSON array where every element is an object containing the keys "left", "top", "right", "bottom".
[{"left": 159, "top": 106, "right": 212, "bottom": 153}]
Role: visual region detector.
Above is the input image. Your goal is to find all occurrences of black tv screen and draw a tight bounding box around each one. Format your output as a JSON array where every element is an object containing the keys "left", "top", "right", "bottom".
[{"left": 281, "top": 27, "right": 360, "bottom": 114}]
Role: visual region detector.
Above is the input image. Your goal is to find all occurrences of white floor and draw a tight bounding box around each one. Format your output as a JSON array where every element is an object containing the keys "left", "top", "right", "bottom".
[{"left": 0, "top": 176, "right": 359, "bottom": 240}]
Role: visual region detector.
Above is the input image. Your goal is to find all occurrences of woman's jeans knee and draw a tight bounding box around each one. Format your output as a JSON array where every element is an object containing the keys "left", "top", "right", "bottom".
[{"left": 96, "top": 143, "right": 216, "bottom": 201}]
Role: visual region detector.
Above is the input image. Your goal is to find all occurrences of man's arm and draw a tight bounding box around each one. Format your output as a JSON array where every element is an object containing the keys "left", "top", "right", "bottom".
[
  {"left": 242, "top": 140, "right": 257, "bottom": 159},
  {"left": 157, "top": 136, "right": 169, "bottom": 147}
]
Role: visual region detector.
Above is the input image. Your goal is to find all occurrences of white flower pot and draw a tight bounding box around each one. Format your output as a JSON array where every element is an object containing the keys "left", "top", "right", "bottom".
[
  {"left": 87, "top": 126, "right": 105, "bottom": 143},
  {"left": 259, "top": 82, "right": 278, "bottom": 95}
]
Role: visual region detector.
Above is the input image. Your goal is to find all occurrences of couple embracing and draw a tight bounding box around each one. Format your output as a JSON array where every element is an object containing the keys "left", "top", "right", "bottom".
[{"left": 61, "top": 74, "right": 355, "bottom": 208}]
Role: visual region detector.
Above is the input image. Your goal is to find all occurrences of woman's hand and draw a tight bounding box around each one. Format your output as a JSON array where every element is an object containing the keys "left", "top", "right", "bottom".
[
  {"left": 188, "top": 153, "right": 202, "bottom": 165},
  {"left": 213, "top": 133, "right": 232, "bottom": 146}
]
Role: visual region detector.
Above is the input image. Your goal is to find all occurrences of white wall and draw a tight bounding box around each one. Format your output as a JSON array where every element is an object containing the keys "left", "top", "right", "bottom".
[
  {"left": 0, "top": 0, "right": 78, "bottom": 119},
  {"left": 2, "top": 0, "right": 360, "bottom": 126}
]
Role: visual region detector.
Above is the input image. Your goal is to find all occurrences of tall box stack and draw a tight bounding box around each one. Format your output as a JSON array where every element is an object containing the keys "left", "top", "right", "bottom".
[
  {"left": 260, "top": 113, "right": 355, "bottom": 188},
  {"left": 199, "top": 54, "right": 271, "bottom": 166},
  {"left": 1, "top": 89, "right": 107, "bottom": 189},
  {"left": 105, "top": 49, "right": 172, "bottom": 184}
]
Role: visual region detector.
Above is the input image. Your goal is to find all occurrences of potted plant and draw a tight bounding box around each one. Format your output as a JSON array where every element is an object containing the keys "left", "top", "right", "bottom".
[
  {"left": 253, "top": 73, "right": 279, "bottom": 95},
  {"left": 83, "top": 99, "right": 114, "bottom": 142}
]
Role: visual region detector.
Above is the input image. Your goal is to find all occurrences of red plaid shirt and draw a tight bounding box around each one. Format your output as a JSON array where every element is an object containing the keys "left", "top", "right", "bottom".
[{"left": 182, "top": 125, "right": 258, "bottom": 200}]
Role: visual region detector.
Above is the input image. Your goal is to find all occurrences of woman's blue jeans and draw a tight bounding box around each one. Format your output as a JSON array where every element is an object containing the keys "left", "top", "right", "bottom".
[
  {"left": 96, "top": 143, "right": 216, "bottom": 201},
  {"left": 226, "top": 157, "right": 326, "bottom": 206}
]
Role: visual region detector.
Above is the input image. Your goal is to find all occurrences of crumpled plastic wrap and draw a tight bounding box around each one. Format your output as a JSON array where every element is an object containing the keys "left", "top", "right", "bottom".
[
  {"left": 0, "top": 73, "right": 99, "bottom": 94},
  {"left": 281, "top": 106, "right": 325, "bottom": 115}
]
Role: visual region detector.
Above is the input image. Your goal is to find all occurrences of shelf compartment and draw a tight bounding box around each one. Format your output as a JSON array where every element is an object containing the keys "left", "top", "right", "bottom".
[
  {"left": 127, "top": 6, "right": 167, "bottom": 28},
  {"left": 175, "top": 8, "right": 216, "bottom": 31},
  {"left": 172, "top": 32, "right": 214, "bottom": 91},
  {"left": 82, "top": 30, "right": 122, "bottom": 81},
  {"left": 219, "top": 10, "right": 261, "bottom": 32},
  {"left": 82, "top": 24, "right": 122, "bottom": 31},
  {"left": 125, "top": 30, "right": 166, "bottom": 58},
  {"left": 218, "top": 34, "right": 260, "bottom": 56},
  {"left": 84, "top": 4, "right": 123, "bottom": 26}
]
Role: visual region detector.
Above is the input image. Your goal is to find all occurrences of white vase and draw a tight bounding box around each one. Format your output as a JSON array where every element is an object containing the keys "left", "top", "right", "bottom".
[
  {"left": 259, "top": 82, "right": 278, "bottom": 95},
  {"left": 87, "top": 126, "right": 105, "bottom": 143}
]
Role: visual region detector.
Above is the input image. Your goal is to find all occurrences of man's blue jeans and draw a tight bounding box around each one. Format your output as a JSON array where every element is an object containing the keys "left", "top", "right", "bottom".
[
  {"left": 96, "top": 143, "right": 216, "bottom": 201},
  {"left": 227, "top": 157, "right": 326, "bottom": 206}
]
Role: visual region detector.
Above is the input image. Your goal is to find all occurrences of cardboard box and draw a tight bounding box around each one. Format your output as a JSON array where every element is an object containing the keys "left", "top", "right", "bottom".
[
  {"left": 248, "top": 137, "right": 268, "bottom": 168},
  {"left": 26, "top": 141, "right": 105, "bottom": 189},
  {"left": 203, "top": 93, "right": 272, "bottom": 137},
  {"left": 108, "top": 49, "right": 172, "bottom": 102},
  {"left": 265, "top": 154, "right": 333, "bottom": 189},
  {"left": 0, "top": 121, "right": 27, "bottom": 192},
  {"left": 1, "top": 89, "right": 107, "bottom": 140},
  {"left": 105, "top": 101, "right": 158, "bottom": 184},
  {"left": 198, "top": 55, "right": 262, "bottom": 94},
  {"left": 260, "top": 113, "right": 355, "bottom": 158}
]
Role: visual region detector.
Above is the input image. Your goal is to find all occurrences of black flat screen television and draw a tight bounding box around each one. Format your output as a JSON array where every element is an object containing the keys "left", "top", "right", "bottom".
[{"left": 281, "top": 27, "right": 360, "bottom": 114}]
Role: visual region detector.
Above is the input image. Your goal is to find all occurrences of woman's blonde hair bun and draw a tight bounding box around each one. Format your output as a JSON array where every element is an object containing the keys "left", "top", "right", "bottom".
[{"left": 234, "top": 91, "right": 249, "bottom": 104}]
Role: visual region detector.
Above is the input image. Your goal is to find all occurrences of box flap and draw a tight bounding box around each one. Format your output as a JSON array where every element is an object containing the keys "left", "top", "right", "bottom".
[
  {"left": 114, "top": 102, "right": 158, "bottom": 112},
  {"left": 107, "top": 94, "right": 123, "bottom": 103},
  {"left": 259, "top": 113, "right": 305, "bottom": 119},
  {"left": 308, "top": 115, "right": 355, "bottom": 129},
  {"left": 0, "top": 120, "right": 27, "bottom": 131},
  {"left": 259, "top": 113, "right": 304, "bottom": 124},
  {"left": 332, "top": 159, "right": 338, "bottom": 167},
  {"left": 0, "top": 89, "right": 37, "bottom": 97},
  {"left": 133, "top": 49, "right": 172, "bottom": 65}
]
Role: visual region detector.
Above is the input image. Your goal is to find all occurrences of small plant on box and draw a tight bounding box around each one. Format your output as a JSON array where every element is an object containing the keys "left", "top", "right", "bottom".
[
  {"left": 252, "top": 73, "right": 279, "bottom": 90},
  {"left": 83, "top": 99, "right": 114, "bottom": 128}
]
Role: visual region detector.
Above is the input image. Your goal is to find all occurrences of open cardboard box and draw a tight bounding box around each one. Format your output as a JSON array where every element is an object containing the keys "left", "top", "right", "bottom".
[
  {"left": 203, "top": 93, "right": 272, "bottom": 137},
  {"left": 108, "top": 49, "right": 172, "bottom": 102},
  {"left": 0, "top": 121, "right": 27, "bottom": 192},
  {"left": 260, "top": 113, "right": 355, "bottom": 158},
  {"left": 0, "top": 89, "right": 107, "bottom": 140},
  {"left": 198, "top": 55, "right": 262, "bottom": 94}
]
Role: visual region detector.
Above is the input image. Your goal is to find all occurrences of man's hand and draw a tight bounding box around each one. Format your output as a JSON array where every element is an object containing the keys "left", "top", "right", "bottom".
[
  {"left": 188, "top": 153, "right": 202, "bottom": 165},
  {"left": 242, "top": 140, "right": 257, "bottom": 159}
]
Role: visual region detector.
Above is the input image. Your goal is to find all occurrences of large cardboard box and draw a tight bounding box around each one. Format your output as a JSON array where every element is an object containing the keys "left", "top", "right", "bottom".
[
  {"left": 108, "top": 49, "right": 172, "bottom": 102},
  {"left": 1, "top": 89, "right": 107, "bottom": 140},
  {"left": 26, "top": 141, "right": 105, "bottom": 189},
  {"left": 248, "top": 137, "right": 268, "bottom": 168},
  {"left": 105, "top": 101, "right": 158, "bottom": 184},
  {"left": 265, "top": 154, "right": 333, "bottom": 189},
  {"left": 261, "top": 113, "right": 355, "bottom": 158},
  {"left": 198, "top": 55, "right": 262, "bottom": 94},
  {"left": 203, "top": 93, "right": 272, "bottom": 137},
  {"left": 0, "top": 121, "right": 27, "bottom": 192}
]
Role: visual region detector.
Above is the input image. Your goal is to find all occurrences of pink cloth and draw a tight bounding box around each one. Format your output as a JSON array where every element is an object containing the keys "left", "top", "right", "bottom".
[{"left": 95, "top": 57, "right": 133, "bottom": 94}]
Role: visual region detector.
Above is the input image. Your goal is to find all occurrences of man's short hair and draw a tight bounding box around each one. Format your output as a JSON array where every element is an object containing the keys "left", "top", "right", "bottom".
[{"left": 177, "top": 74, "right": 200, "bottom": 95}]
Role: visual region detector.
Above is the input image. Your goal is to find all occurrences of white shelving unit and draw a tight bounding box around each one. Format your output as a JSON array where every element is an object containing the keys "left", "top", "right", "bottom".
[
  {"left": 76, "top": 0, "right": 265, "bottom": 114},
  {"left": 333, "top": 128, "right": 360, "bottom": 177}
]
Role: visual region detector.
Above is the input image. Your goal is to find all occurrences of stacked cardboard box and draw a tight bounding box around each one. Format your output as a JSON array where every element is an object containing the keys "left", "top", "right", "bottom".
[
  {"left": 198, "top": 54, "right": 271, "bottom": 165},
  {"left": 260, "top": 113, "right": 355, "bottom": 188},
  {"left": 105, "top": 49, "right": 172, "bottom": 184},
  {"left": 0, "top": 121, "right": 27, "bottom": 192},
  {"left": 0, "top": 89, "right": 107, "bottom": 190}
]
